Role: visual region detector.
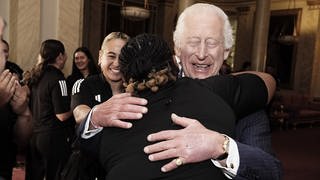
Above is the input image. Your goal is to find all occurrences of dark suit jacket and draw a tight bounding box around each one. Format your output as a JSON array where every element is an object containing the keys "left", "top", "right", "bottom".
[{"left": 234, "top": 110, "right": 283, "bottom": 180}]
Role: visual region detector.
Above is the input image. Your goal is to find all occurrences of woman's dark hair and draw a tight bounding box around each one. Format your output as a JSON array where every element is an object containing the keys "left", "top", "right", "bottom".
[
  {"left": 23, "top": 39, "right": 65, "bottom": 86},
  {"left": 71, "top": 47, "right": 99, "bottom": 78},
  {"left": 119, "top": 34, "right": 179, "bottom": 93}
]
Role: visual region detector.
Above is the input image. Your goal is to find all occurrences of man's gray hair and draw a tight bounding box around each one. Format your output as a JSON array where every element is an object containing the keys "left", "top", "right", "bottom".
[{"left": 173, "top": 3, "right": 234, "bottom": 50}]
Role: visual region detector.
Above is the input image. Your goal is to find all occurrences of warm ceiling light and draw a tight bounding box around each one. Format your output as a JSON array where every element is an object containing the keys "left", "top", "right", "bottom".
[
  {"left": 121, "top": 0, "right": 150, "bottom": 21},
  {"left": 307, "top": 0, "right": 320, "bottom": 6}
]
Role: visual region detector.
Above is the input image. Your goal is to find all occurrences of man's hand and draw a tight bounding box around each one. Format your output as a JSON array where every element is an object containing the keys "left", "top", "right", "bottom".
[
  {"left": 91, "top": 93, "right": 148, "bottom": 129},
  {"left": 10, "top": 82, "right": 30, "bottom": 115},
  {"left": 144, "top": 113, "right": 226, "bottom": 172},
  {"left": 0, "top": 70, "right": 17, "bottom": 107}
]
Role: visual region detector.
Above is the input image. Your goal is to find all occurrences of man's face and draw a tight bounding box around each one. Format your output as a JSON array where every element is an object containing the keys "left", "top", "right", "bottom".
[
  {"left": 3, "top": 42, "right": 9, "bottom": 60},
  {"left": 176, "top": 13, "right": 230, "bottom": 79},
  {"left": 0, "top": 17, "right": 6, "bottom": 72},
  {"left": 0, "top": 41, "right": 5, "bottom": 72},
  {"left": 99, "top": 39, "right": 126, "bottom": 83}
]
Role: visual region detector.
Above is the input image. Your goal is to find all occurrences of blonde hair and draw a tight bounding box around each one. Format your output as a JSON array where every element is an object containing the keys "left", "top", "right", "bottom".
[
  {"left": 101, "top": 32, "right": 130, "bottom": 50},
  {"left": 173, "top": 3, "right": 234, "bottom": 50}
]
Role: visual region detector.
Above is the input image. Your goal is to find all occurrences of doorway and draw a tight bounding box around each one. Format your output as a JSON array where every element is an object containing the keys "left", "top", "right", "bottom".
[{"left": 266, "top": 9, "right": 301, "bottom": 89}]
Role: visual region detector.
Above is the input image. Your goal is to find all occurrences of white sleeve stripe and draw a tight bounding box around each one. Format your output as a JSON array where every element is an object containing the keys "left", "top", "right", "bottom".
[
  {"left": 77, "top": 79, "right": 84, "bottom": 93},
  {"left": 72, "top": 79, "right": 84, "bottom": 95},
  {"left": 64, "top": 80, "right": 67, "bottom": 96},
  {"left": 72, "top": 81, "right": 78, "bottom": 95},
  {"left": 64, "top": 81, "right": 67, "bottom": 96},
  {"left": 59, "top": 80, "right": 63, "bottom": 96},
  {"left": 59, "top": 80, "right": 68, "bottom": 96}
]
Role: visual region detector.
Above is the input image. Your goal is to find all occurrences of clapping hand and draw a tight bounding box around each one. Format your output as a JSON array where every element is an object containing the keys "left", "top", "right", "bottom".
[
  {"left": 10, "top": 81, "right": 30, "bottom": 115},
  {"left": 0, "top": 70, "right": 17, "bottom": 107}
]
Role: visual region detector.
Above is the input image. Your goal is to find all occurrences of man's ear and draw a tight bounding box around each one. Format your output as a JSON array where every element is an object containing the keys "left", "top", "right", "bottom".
[
  {"left": 174, "top": 47, "right": 181, "bottom": 58},
  {"left": 172, "top": 55, "right": 179, "bottom": 68},
  {"left": 223, "top": 48, "right": 231, "bottom": 60},
  {"left": 174, "top": 46, "right": 181, "bottom": 57},
  {"left": 98, "top": 50, "right": 103, "bottom": 65}
]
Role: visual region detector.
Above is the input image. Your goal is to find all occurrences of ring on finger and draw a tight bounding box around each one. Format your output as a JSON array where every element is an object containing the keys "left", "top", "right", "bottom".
[{"left": 175, "top": 157, "right": 183, "bottom": 166}]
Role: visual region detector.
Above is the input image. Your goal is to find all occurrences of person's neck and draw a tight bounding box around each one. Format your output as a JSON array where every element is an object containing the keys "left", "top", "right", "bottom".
[
  {"left": 80, "top": 69, "right": 89, "bottom": 78},
  {"left": 109, "top": 80, "right": 123, "bottom": 95}
]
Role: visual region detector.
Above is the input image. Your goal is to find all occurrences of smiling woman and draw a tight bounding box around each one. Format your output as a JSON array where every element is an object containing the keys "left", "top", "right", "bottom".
[
  {"left": 99, "top": 37, "right": 126, "bottom": 84},
  {"left": 68, "top": 32, "right": 131, "bottom": 180},
  {"left": 66, "top": 47, "right": 99, "bottom": 95}
]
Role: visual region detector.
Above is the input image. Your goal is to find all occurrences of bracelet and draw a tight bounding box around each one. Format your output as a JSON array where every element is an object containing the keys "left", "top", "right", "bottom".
[{"left": 214, "top": 134, "right": 229, "bottom": 160}]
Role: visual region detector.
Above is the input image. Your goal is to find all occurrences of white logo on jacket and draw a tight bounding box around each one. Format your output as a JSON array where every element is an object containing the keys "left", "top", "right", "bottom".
[{"left": 95, "top": 95, "right": 101, "bottom": 102}]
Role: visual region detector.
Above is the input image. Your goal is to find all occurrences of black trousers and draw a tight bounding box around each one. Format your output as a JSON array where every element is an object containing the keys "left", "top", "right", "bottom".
[
  {"left": 25, "top": 128, "right": 72, "bottom": 180},
  {"left": 59, "top": 137, "right": 105, "bottom": 180}
]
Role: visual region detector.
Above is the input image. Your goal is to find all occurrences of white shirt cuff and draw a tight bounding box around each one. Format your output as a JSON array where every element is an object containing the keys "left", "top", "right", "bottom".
[
  {"left": 212, "top": 137, "right": 240, "bottom": 179},
  {"left": 81, "top": 108, "right": 103, "bottom": 139}
]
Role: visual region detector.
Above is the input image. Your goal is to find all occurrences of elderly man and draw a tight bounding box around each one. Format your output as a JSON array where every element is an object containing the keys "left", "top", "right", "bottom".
[
  {"left": 143, "top": 4, "right": 282, "bottom": 179},
  {"left": 78, "top": 3, "right": 282, "bottom": 180}
]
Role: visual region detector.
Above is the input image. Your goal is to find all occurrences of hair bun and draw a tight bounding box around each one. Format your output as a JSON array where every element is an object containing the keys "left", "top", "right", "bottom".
[{"left": 119, "top": 34, "right": 173, "bottom": 82}]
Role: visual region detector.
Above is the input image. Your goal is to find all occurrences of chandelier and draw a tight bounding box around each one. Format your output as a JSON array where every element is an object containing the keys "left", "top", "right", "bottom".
[
  {"left": 307, "top": 0, "right": 320, "bottom": 6},
  {"left": 277, "top": 0, "right": 299, "bottom": 45},
  {"left": 121, "top": 0, "right": 150, "bottom": 21}
]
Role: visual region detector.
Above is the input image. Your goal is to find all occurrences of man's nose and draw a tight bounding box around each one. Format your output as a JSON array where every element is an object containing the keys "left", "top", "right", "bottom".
[{"left": 196, "top": 42, "right": 208, "bottom": 60}]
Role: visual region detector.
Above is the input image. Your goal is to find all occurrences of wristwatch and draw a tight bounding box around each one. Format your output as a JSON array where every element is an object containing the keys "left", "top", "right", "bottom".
[{"left": 215, "top": 134, "right": 229, "bottom": 161}]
